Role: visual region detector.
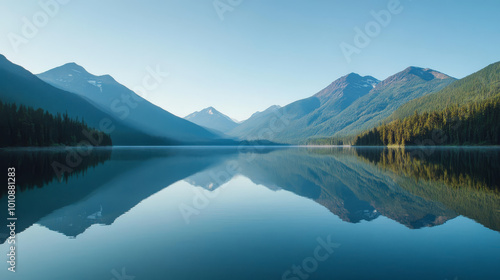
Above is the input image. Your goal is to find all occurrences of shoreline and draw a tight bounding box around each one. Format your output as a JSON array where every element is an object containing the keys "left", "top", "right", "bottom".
[{"left": 2, "top": 144, "right": 500, "bottom": 151}]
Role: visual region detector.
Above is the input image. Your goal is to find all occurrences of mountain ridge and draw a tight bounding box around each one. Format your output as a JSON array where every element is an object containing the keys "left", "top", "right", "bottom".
[
  {"left": 184, "top": 106, "right": 239, "bottom": 133},
  {"left": 227, "top": 73, "right": 380, "bottom": 142},
  {"left": 389, "top": 61, "right": 500, "bottom": 120},
  {"left": 330, "top": 66, "right": 456, "bottom": 137},
  {"left": 0, "top": 55, "right": 171, "bottom": 145},
  {"left": 37, "top": 62, "right": 232, "bottom": 144},
  {"left": 228, "top": 67, "right": 454, "bottom": 143}
]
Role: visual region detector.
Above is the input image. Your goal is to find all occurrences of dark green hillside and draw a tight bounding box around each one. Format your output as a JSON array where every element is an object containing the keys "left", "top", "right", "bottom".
[
  {"left": 391, "top": 61, "right": 500, "bottom": 120},
  {"left": 331, "top": 67, "right": 455, "bottom": 137},
  {"left": 230, "top": 67, "right": 454, "bottom": 144},
  {"left": 0, "top": 54, "right": 174, "bottom": 146},
  {"left": 353, "top": 97, "right": 500, "bottom": 146},
  {"left": 0, "top": 101, "right": 112, "bottom": 147},
  {"left": 354, "top": 148, "right": 500, "bottom": 231},
  {"left": 228, "top": 74, "right": 378, "bottom": 142},
  {"left": 238, "top": 148, "right": 456, "bottom": 228}
]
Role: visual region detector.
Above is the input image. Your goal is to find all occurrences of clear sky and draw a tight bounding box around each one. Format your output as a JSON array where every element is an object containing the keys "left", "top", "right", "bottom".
[{"left": 1, "top": 0, "right": 499, "bottom": 121}]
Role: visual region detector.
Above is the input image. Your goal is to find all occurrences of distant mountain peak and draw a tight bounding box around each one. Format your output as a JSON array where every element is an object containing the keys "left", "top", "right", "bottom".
[
  {"left": 381, "top": 66, "right": 453, "bottom": 85},
  {"left": 191, "top": 106, "right": 221, "bottom": 117},
  {"left": 38, "top": 63, "right": 122, "bottom": 95},
  {"left": 247, "top": 105, "right": 281, "bottom": 119},
  {"left": 32, "top": 60, "right": 224, "bottom": 144},
  {"left": 344, "top": 72, "right": 361, "bottom": 79},
  {"left": 184, "top": 106, "right": 238, "bottom": 133},
  {"left": 64, "top": 62, "right": 80, "bottom": 67},
  {"left": 341, "top": 73, "right": 379, "bottom": 87},
  {"left": 265, "top": 105, "right": 281, "bottom": 111},
  {"left": 43, "top": 63, "right": 116, "bottom": 83},
  {"left": 59, "top": 62, "right": 88, "bottom": 73},
  {"left": 204, "top": 106, "right": 217, "bottom": 115},
  {"left": 314, "top": 73, "right": 380, "bottom": 101},
  {"left": 402, "top": 66, "right": 452, "bottom": 81}
]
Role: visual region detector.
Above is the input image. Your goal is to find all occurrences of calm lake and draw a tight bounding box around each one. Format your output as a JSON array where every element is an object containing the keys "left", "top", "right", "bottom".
[{"left": 0, "top": 146, "right": 499, "bottom": 280}]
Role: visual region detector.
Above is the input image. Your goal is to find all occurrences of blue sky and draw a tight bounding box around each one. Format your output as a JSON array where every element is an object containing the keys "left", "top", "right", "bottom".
[{"left": 1, "top": 0, "right": 499, "bottom": 121}]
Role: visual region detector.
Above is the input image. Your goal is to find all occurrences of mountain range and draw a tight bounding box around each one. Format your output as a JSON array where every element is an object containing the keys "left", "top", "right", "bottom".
[
  {"left": 186, "top": 66, "right": 459, "bottom": 144},
  {"left": 221, "top": 67, "right": 455, "bottom": 143},
  {"left": 389, "top": 61, "right": 500, "bottom": 120},
  {"left": 0, "top": 55, "right": 163, "bottom": 145},
  {"left": 2, "top": 52, "right": 499, "bottom": 146},
  {"left": 184, "top": 107, "right": 238, "bottom": 133},
  {"left": 3, "top": 147, "right": 498, "bottom": 244},
  {"left": 37, "top": 62, "right": 232, "bottom": 144}
]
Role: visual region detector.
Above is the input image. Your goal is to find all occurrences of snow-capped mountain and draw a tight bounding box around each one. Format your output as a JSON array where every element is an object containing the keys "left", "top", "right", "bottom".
[
  {"left": 185, "top": 107, "right": 239, "bottom": 133},
  {"left": 37, "top": 63, "right": 231, "bottom": 144},
  {"left": 0, "top": 55, "right": 170, "bottom": 145}
]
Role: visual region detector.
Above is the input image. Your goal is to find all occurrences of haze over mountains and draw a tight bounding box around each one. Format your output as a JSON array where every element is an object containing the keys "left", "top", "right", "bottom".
[
  {"left": 327, "top": 67, "right": 455, "bottom": 136},
  {"left": 0, "top": 55, "right": 163, "bottom": 145},
  {"left": 226, "top": 74, "right": 379, "bottom": 141},
  {"left": 390, "top": 61, "right": 500, "bottom": 120},
  {"left": 2, "top": 52, "right": 499, "bottom": 146},
  {"left": 184, "top": 107, "right": 238, "bottom": 133},
  {"left": 181, "top": 66, "right": 464, "bottom": 144},
  {"left": 37, "top": 62, "right": 231, "bottom": 144},
  {"left": 4, "top": 147, "right": 498, "bottom": 244},
  {"left": 227, "top": 105, "right": 283, "bottom": 139},
  {"left": 218, "top": 67, "right": 455, "bottom": 143}
]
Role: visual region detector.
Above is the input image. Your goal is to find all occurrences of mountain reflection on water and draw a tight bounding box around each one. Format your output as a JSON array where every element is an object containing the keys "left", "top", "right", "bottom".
[{"left": 1, "top": 146, "right": 499, "bottom": 243}]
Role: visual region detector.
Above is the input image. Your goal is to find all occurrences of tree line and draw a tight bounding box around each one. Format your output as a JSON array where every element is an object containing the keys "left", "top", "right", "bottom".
[
  {"left": 355, "top": 148, "right": 500, "bottom": 191},
  {"left": 0, "top": 101, "right": 112, "bottom": 147},
  {"left": 306, "top": 136, "right": 353, "bottom": 146},
  {"left": 353, "top": 147, "right": 500, "bottom": 231},
  {"left": 0, "top": 149, "right": 112, "bottom": 198},
  {"left": 353, "top": 97, "right": 500, "bottom": 146}
]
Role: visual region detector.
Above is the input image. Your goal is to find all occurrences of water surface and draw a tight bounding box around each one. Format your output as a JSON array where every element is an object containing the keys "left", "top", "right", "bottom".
[{"left": 0, "top": 146, "right": 499, "bottom": 280}]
